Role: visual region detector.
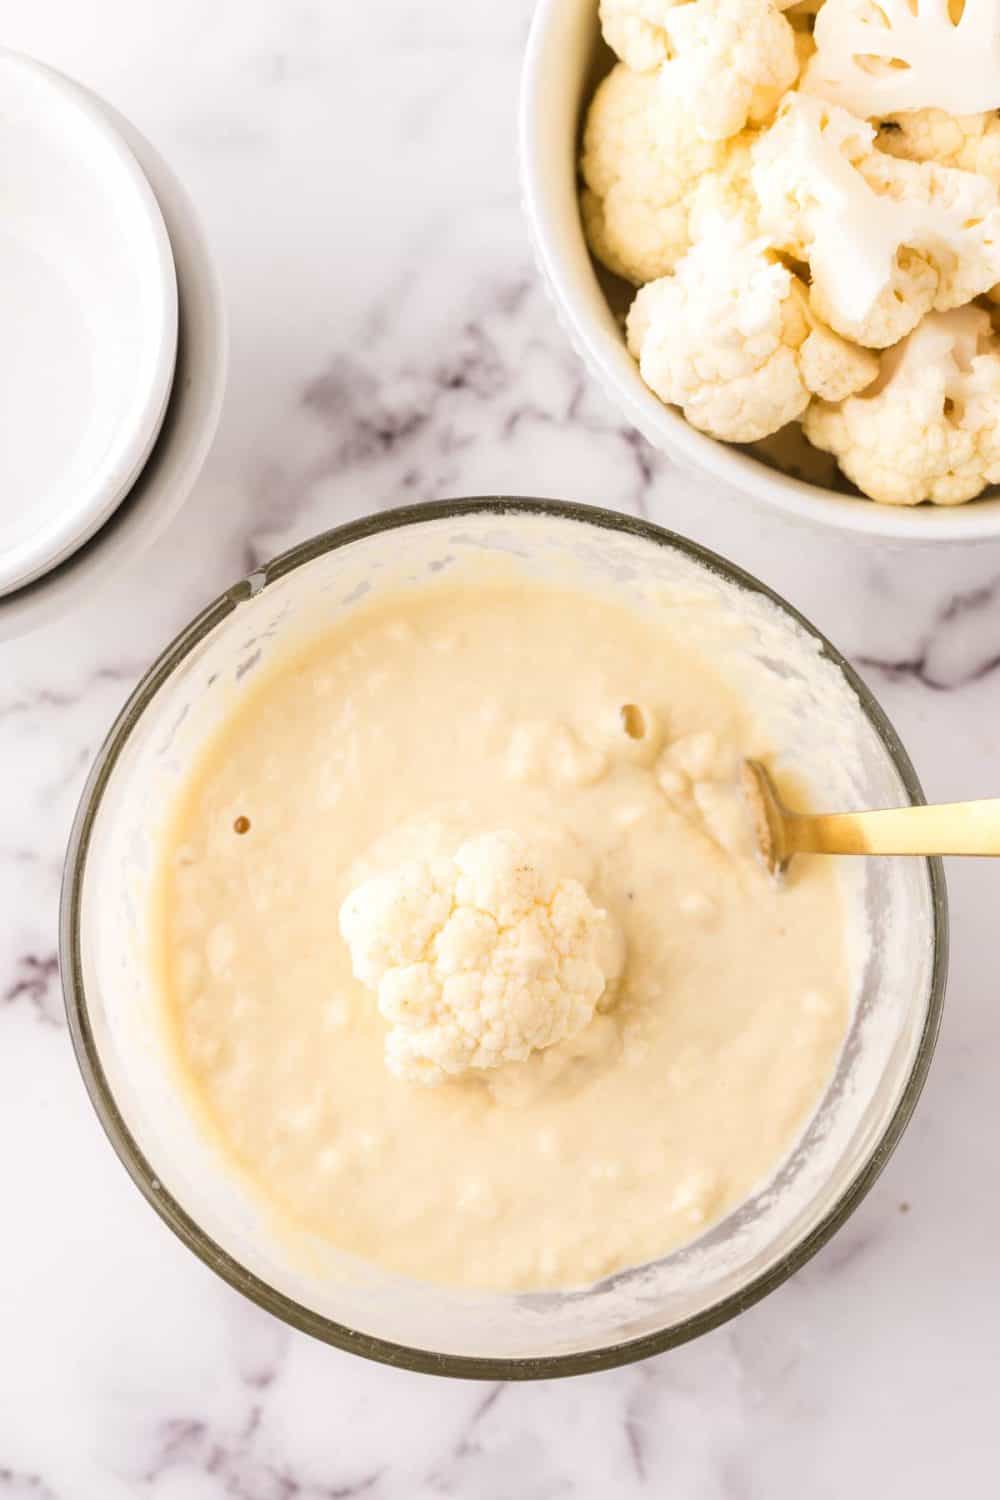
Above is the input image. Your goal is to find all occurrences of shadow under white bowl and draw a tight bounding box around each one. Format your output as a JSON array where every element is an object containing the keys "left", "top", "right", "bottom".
[
  {"left": 519, "top": 0, "right": 1000, "bottom": 543},
  {"left": 0, "top": 76, "right": 227, "bottom": 640},
  {"left": 0, "top": 49, "right": 179, "bottom": 595}
]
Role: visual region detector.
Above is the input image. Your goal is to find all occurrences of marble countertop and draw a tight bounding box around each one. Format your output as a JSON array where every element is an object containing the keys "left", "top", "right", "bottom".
[{"left": 2, "top": 2, "right": 998, "bottom": 1493}]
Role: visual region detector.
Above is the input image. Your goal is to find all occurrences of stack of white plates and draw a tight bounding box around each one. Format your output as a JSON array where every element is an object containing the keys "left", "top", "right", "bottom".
[{"left": 0, "top": 49, "right": 227, "bottom": 636}]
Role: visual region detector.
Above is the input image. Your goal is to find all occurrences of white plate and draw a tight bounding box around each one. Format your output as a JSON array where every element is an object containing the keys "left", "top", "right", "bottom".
[
  {"left": 0, "top": 49, "right": 178, "bottom": 594},
  {"left": 0, "top": 79, "right": 227, "bottom": 640}
]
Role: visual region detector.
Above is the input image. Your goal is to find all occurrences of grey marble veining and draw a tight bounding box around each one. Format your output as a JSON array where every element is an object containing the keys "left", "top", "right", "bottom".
[{"left": 1, "top": 1, "right": 999, "bottom": 1494}]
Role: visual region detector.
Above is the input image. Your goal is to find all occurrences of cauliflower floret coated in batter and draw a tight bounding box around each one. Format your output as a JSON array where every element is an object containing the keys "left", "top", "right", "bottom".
[
  {"left": 625, "top": 216, "right": 877, "bottom": 441},
  {"left": 340, "top": 831, "right": 624, "bottom": 1085},
  {"left": 804, "top": 306, "right": 1000, "bottom": 504},
  {"left": 877, "top": 110, "right": 1000, "bottom": 308}
]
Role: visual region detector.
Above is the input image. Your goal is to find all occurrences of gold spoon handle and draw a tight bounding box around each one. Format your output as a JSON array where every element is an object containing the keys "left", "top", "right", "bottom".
[{"left": 785, "top": 799, "right": 1000, "bottom": 858}]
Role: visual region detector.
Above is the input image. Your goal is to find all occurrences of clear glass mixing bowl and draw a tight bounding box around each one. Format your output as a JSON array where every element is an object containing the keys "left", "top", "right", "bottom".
[{"left": 60, "top": 500, "right": 947, "bottom": 1378}]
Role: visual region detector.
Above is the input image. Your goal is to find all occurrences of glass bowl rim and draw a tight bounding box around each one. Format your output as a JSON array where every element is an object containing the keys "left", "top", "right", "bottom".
[{"left": 59, "top": 496, "right": 949, "bottom": 1380}]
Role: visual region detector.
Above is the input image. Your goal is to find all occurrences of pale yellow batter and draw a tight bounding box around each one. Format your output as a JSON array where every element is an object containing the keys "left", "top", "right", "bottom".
[{"left": 156, "top": 577, "right": 851, "bottom": 1291}]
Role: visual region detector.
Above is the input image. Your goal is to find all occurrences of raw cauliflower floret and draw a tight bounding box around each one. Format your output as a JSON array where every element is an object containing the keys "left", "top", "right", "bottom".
[
  {"left": 599, "top": 0, "right": 800, "bottom": 71},
  {"left": 659, "top": 0, "right": 800, "bottom": 142},
  {"left": 877, "top": 110, "right": 1000, "bottom": 190},
  {"left": 599, "top": 0, "right": 682, "bottom": 70},
  {"left": 797, "top": 315, "right": 880, "bottom": 401},
  {"left": 581, "top": 64, "right": 725, "bottom": 282},
  {"left": 752, "top": 96, "right": 932, "bottom": 345},
  {"left": 804, "top": 306, "right": 1000, "bottom": 505},
  {"left": 803, "top": 0, "right": 1000, "bottom": 119},
  {"left": 686, "top": 130, "right": 760, "bottom": 240},
  {"left": 752, "top": 94, "right": 1000, "bottom": 347},
  {"left": 625, "top": 215, "right": 877, "bottom": 442},
  {"left": 339, "top": 831, "right": 624, "bottom": 1085},
  {"left": 581, "top": 62, "right": 756, "bottom": 282},
  {"left": 861, "top": 151, "right": 1000, "bottom": 310}
]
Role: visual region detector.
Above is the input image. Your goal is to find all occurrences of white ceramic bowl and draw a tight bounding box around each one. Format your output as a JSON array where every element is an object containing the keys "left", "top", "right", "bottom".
[
  {"left": 0, "top": 50, "right": 179, "bottom": 594},
  {"left": 0, "top": 77, "right": 227, "bottom": 640},
  {"left": 519, "top": 0, "right": 1000, "bottom": 543}
]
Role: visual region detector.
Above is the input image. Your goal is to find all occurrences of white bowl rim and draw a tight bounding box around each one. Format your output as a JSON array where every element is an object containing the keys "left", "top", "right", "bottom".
[
  {"left": 0, "top": 48, "right": 179, "bottom": 593},
  {"left": 518, "top": 0, "right": 1000, "bottom": 544}
]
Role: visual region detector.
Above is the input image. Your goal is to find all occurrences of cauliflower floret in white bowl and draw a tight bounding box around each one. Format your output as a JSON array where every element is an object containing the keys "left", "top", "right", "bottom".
[
  {"left": 752, "top": 95, "right": 1000, "bottom": 347},
  {"left": 625, "top": 212, "right": 878, "bottom": 441},
  {"left": 599, "top": 0, "right": 800, "bottom": 76},
  {"left": 805, "top": 305, "right": 1000, "bottom": 505},
  {"left": 580, "top": 0, "right": 797, "bottom": 285},
  {"left": 876, "top": 110, "right": 1000, "bottom": 188},
  {"left": 519, "top": 0, "right": 1000, "bottom": 539}
]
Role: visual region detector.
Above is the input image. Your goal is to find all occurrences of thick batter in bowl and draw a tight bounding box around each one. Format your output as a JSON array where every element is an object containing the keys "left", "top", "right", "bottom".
[{"left": 61, "top": 500, "right": 946, "bottom": 1377}]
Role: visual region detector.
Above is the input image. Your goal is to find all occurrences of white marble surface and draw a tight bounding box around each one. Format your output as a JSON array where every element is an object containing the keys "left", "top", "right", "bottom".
[{"left": 2, "top": 2, "right": 999, "bottom": 1492}]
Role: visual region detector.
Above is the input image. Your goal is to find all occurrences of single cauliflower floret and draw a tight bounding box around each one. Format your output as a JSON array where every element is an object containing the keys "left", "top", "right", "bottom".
[
  {"left": 581, "top": 1, "right": 792, "bottom": 281},
  {"left": 659, "top": 0, "right": 800, "bottom": 142},
  {"left": 877, "top": 111, "right": 1000, "bottom": 327},
  {"left": 797, "top": 314, "right": 880, "bottom": 401},
  {"left": 340, "top": 831, "right": 624, "bottom": 1085},
  {"left": 804, "top": 306, "right": 1000, "bottom": 504},
  {"left": 877, "top": 110, "right": 1000, "bottom": 190},
  {"left": 752, "top": 94, "right": 1000, "bottom": 347},
  {"left": 686, "top": 129, "right": 760, "bottom": 240},
  {"left": 810, "top": 250, "right": 938, "bottom": 350},
  {"left": 625, "top": 215, "right": 877, "bottom": 442},
  {"left": 803, "top": 0, "right": 1000, "bottom": 118},
  {"left": 581, "top": 63, "right": 758, "bottom": 282},
  {"left": 581, "top": 63, "right": 727, "bottom": 283},
  {"left": 599, "top": 0, "right": 682, "bottom": 70},
  {"left": 600, "top": 0, "right": 801, "bottom": 70}
]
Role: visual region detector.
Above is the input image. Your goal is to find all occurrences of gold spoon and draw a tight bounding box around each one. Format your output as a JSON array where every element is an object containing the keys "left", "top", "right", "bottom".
[{"left": 742, "top": 758, "right": 1000, "bottom": 876}]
